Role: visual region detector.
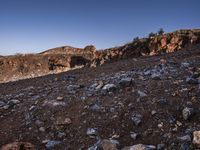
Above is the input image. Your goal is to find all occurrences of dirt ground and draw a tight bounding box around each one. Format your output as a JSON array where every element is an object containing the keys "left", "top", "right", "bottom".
[{"left": 0, "top": 47, "right": 200, "bottom": 150}]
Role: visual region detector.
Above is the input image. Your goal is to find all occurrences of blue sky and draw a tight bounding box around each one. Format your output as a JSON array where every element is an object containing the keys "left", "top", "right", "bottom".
[{"left": 0, "top": 0, "right": 199, "bottom": 55}]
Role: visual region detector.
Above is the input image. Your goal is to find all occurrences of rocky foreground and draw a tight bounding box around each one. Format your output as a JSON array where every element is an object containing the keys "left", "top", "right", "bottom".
[{"left": 0, "top": 45, "right": 200, "bottom": 149}]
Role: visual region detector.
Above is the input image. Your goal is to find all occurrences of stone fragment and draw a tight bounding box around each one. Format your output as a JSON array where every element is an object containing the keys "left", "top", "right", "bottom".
[
  {"left": 35, "top": 120, "right": 44, "bottom": 127},
  {"left": 193, "top": 131, "right": 200, "bottom": 148},
  {"left": 45, "top": 140, "right": 62, "bottom": 149},
  {"left": 102, "top": 84, "right": 117, "bottom": 91},
  {"left": 56, "top": 96, "right": 63, "bottom": 101},
  {"left": 122, "top": 144, "right": 156, "bottom": 150},
  {"left": 88, "top": 139, "right": 119, "bottom": 150},
  {"left": 182, "top": 107, "right": 195, "bottom": 120},
  {"left": 186, "top": 77, "right": 199, "bottom": 85},
  {"left": 7, "top": 99, "right": 20, "bottom": 106},
  {"left": 89, "top": 103, "right": 101, "bottom": 112},
  {"left": 178, "top": 135, "right": 191, "bottom": 142},
  {"left": 87, "top": 128, "right": 98, "bottom": 136},
  {"left": 55, "top": 117, "right": 72, "bottom": 125},
  {"left": 39, "top": 127, "right": 45, "bottom": 132},
  {"left": 137, "top": 90, "right": 147, "bottom": 97},
  {"left": 130, "top": 132, "right": 138, "bottom": 140},
  {"left": 181, "top": 62, "right": 190, "bottom": 68},
  {"left": 157, "top": 144, "right": 165, "bottom": 150},
  {"left": 0, "top": 101, "right": 5, "bottom": 107},
  {"left": 1, "top": 142, "right": 35, "bottom": 150},
  {"left": 131, "top": 113, "right": 143, "bottom": 126},
  {"left": 119, "top": 77, "right": 132, "bottom": 87}
]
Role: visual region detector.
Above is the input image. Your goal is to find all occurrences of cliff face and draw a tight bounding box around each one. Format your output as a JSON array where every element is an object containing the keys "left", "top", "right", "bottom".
[
  {"left": 0, "top": 29, "right": 200, "bottom": 83},
  {"left": 95, "top": 29, "right": 200, "bottom": 64},
  {"left": 0, "top": 45, "right": 97, "bottom": 83}
]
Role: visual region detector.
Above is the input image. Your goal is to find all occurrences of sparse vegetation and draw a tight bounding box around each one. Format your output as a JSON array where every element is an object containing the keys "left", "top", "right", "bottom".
[
  {"left": 148, "top": 32, "right": 156, "bottom": 38},
  {"left": 158, "top": 28, "right": 164, "bottom": 35},
  {"left": 133, "top": 37, "right": 139, "bottom": 42}
]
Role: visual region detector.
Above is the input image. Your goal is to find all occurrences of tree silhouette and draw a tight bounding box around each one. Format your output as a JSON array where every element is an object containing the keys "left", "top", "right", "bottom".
[{"left": 158, "top": 28, "right": 164, "bottom": 35}]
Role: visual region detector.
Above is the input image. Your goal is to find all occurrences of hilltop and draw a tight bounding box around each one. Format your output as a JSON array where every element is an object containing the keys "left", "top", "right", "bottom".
[{"left": 0, "top": 29, "right": 200, "bottom": 83}]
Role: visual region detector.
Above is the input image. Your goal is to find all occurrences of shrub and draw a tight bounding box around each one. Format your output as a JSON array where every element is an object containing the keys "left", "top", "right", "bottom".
[
  {"left": 148, "top": 32, "right": 156, "bottom": 38},
  {"left": 133, "top": 37, "right": 139, "bottom": 42},
  {"left": 158, "top": 28, "right": 164, "bottom": 35}
]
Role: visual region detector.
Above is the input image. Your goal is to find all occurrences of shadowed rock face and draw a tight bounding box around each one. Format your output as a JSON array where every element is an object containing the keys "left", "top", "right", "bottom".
[{"left": 0, "top": 29, "right": 200, "bottom": 83}]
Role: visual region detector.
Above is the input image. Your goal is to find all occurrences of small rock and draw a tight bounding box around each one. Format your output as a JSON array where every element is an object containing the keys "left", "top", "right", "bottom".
[
  {"left": 102, "top": 84, "right": 117, "bottom": 91},
  {"left": 45, "top": 140, "right": 62, "bottom": 149},
  {"left": 56, "top": 96, "right": 63, "bottom": 101},
  {"left": 151, "top": 110, "right": 157, "bottom": 116},
  {"left": 39, "top": 127, "right": 45, "bottom": 132},
  {"left": 7, "top": 99, "right": 20, "bottom": 106},
  {"left": 130, "top": 132, "right": 138, "bottom": 140},
  {"left": 29, "top": 105, "right": 35, "bottom": 111},
  {"left": 157, "top": 99, "right": 168, "bottom": 107},
  {"left": 56, "top": 117, "right": 72, "bottom": 125},
  {"left": 151, "top": 73, "right": 161, "bottom": 80},
  {"left": 90, "top": 83, "right": 98, "bottom": 89},
  {"left": 87, "top": 128, "right": 98, "bottom": 136},
  {"left": 88, "top": 140, "right": 101, "bottom": 150},
  {"left": 191, "top": 72, "right": 200, "bottom": 78},
  {"left": 122, "top": 144, "right": 156, "bottom": 150},
  {"left": 157, "top": 144, "right": 165, "bottom": 150},
  {"left": 158, "top": 122, "right": 163, "bottom": 128},
  {"left": 186, "top": 77, "right": 199, "bottom": 85},
  {"left": 89, "top": 104, "right": 101, "bottom": 112},
  {"left": 137, "top": 90, "right": 147, "bottom": 97},
  {"left": 176, "top": 121, "right": 182, "bottom": 127},
  {"left": 181, "top": 62, "right": 190, "bottom": 68},
  {"left": 3, "top": 105, "right": 9, "bottom": 110},
  {"left": 1, "top": 142, "right": 35, "bottom": 150},
  {"left": 193, "top": 131, "right": 200, "bottom": 148},
  {"left": 96, "top": 81, "right": 104, "bottom": 90},
  {"left": 88, "top": 139, "right": 119, "bottom": 150},
  {"left": 178, "top": 135, "right": 191, "bottom": 142},
  {"left": 57, "top": 132, "right": 66, "bottom": 138},
  {"left": 0, "top": 101, "right": 5, "bottom": 107},
  {"left": 119, "top": 77, "right": 132, "bottom": 87},
  {"left": 63, "top": 118, "right": 72, "bottom": 125},
  {"left": 35, "top": 120, "right": 44, "bottom": 127},
  {"left": 182, "top": 107, "right": 195, "bottom": 120},
  {"left": 101, "top": 139, "right": 119, "bottom": 150},
  {"left": 180, "top": 142, "right": 191, "bottom": 150},
  {"left": 131, "top": 113, "right": 143, "bottom": 126},
  {"left": 67, "top": 85, "right": 83, "bottom": 91}
]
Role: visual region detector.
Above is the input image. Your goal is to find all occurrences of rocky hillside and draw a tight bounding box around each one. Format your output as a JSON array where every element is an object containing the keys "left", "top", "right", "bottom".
[
  {"left": 0, "top": 29, "right": 200, "bottom": 83},
  {"left": 0, "top": 44, "right": 200, "bottom": 149}
]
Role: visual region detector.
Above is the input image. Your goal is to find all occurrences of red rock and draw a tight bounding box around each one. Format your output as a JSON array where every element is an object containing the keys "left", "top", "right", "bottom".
[{"left": 1, "top": 142, "right": 35, "bottom": 150}]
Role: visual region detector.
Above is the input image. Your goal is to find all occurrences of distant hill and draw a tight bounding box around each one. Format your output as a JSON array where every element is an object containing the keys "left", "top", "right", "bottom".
[{"left": 0, "top": 29, "right": 200, "bottom": 83}]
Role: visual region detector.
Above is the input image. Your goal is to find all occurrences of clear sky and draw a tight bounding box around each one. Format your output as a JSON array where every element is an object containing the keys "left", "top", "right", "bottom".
[{"left": 0, "top": 0, "right": 199, "bottom": 55}]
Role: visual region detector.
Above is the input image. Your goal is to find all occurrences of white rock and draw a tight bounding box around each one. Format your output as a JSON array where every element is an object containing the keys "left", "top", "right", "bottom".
[
  {"left": 102, "top": 84, "right": 116, "bottom": 91},
  {"left": 86, "top": 128, "right": 98, "bottom": 136},
  {"left": 137, "top": 90, "right": 147, "bottom": 97}
]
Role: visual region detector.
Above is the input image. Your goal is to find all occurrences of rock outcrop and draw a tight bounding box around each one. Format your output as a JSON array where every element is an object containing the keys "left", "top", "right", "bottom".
[{"left": 0, "top": 29, "right": 200, "bottom": 83}]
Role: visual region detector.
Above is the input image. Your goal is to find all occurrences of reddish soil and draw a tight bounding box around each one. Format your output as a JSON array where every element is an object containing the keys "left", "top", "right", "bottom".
[{"left": 0, "top": 46, "right": 200, "bottom": 149}]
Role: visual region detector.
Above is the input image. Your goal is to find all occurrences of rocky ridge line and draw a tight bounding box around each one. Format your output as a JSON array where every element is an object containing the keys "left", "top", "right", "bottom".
[{"left": 0, "top": 29, "right": 200, "bottom": 83}]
